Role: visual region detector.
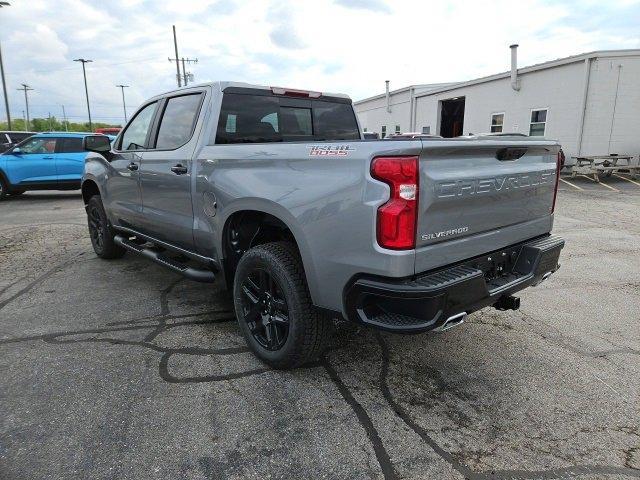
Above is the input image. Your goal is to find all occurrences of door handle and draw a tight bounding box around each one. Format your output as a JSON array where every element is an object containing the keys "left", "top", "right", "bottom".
[
  {"left": 127, "top": 162, "right": 139, "bottom": 171},
  {"left": 171, "top": 164, "right": 188, "bottom": 175},
  {"left": 43, "top": 156, "right": 54, "bottom": 159}
]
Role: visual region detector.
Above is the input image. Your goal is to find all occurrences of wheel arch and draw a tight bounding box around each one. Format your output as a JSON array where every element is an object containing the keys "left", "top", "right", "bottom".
[
  {"left": 81, "top": 177, "right": 101, "bottom": 205},
  {"left": 218, "top": 202, "right": 320, "bottom": 304}
]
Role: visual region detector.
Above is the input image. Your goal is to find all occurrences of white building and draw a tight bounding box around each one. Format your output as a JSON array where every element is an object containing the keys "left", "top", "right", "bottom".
[{"left": 354, "top": 47, "right": 640, "bottom": 163}]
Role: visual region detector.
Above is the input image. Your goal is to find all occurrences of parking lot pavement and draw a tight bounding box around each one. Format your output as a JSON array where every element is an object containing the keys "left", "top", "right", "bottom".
[{"left": 0, "top": 190, "right": 639, "bottom": 480}]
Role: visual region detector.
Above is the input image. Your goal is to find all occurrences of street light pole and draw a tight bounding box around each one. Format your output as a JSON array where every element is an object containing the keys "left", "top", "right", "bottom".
[
  {"left": 0, "top": 42, "right": 11, "bottom": 130},
  {"left": 74, "top": 58, "right": 93, "bottom": 131},
  {"left": 0, "top": 2, "right": 12, "bottom": 130},
  {"left": 17, "top": 83, "right": 32, "bottom": 130},
  {"left": 116, "top": 84, "right": 129, "bottom": 122}
]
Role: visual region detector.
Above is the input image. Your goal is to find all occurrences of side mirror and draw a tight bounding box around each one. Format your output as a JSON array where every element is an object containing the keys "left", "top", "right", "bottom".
[
  {"left": 12, "top": 147, "right": 22, "bottom": 154},
  {"left": 83, "top": 135, "right": 111, "bottom": 153}
]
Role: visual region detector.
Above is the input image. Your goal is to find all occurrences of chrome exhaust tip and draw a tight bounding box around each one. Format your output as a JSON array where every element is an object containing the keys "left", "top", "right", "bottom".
[{"left": 433, "top": 312, "right": 467, "bottom": 333}]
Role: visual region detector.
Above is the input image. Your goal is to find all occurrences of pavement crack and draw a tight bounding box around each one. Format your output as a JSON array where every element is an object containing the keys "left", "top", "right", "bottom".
[
  {"left": 322, "top": 357, "right": 398, "bottom": 480},
  {"left": 0, "top": 253, "right": 83, "bottom": 311},
  {"left": 374, "top": 333, "right": 640, "bottom": 480}
]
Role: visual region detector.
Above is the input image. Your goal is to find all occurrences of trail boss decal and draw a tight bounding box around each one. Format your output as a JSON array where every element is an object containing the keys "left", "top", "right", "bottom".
[{"left": 309, "top": 145, "right": 355, "bottom": 157}]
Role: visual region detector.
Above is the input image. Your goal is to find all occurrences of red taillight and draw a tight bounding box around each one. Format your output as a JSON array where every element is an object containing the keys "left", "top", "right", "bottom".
[
  {"left": 552, "top": 150, "right": 563, "bottom": 213},
  {"left": 371, "top": 156, "right": 419, "bottom": 250}
]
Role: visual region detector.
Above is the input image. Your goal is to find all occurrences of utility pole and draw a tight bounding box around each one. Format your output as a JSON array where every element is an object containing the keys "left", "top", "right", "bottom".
[
  {"left": 116, "top": 84, "right": 129, "bottom": 122},
  {"left": 61, "top": 105, "right": 68, "bottom": 131},
  {"left": 0, "top": 2, "right": 12, "bottom": 130},
  {"left": 171, "top": 25, "right": 181, "bottom": 87},
  {"left": 22, "top": 110, "right": 25, "bottom": 131},
  {"left": 74, "top": 58, "right": 93, "bottom": 131},
  {"left": 48, "top": 112, "right": 52, "bottom": 131},
  {"left": 17, "top": 83, "right": 33, "bottom": 130},
  {"left": 180, "top": 57, "right": 198, "bottom": 86}
]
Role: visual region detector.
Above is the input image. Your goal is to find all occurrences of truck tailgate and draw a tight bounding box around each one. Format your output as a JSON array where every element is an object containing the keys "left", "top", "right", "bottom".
[{"left": 415, "top": 140, "right": 559, "bottom": 252}]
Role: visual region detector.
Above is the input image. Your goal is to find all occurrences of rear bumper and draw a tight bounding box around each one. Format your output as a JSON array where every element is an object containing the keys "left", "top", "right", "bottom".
[{"left": 343, "top": 234, "right": 564, "bottom": 333}]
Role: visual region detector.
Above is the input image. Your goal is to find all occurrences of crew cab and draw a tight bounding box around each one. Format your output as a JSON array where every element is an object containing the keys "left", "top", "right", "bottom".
[{"left": 81, "top": 81, "right": 564, "bottom": 368}]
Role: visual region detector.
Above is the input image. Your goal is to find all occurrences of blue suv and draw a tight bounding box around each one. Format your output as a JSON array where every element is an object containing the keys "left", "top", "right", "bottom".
[{"left": 0, "top": 132, "right": 106, "bottom": 199}]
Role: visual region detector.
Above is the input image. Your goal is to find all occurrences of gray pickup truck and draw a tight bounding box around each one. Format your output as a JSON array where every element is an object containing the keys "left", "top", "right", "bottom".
[{"left": 81, "top": 81, "right": 564, "bottom": 368}]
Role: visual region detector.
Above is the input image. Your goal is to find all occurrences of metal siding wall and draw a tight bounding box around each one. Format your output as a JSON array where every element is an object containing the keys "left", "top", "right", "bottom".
[
  {"left": 413, "top": 63, "right": 584, "bottom": 157},
  {"left": 581, "top": 56, "right": 640, "bottom": 162},
  {"left": 354, "top": 90, "right": 412, "bottom": 136}
]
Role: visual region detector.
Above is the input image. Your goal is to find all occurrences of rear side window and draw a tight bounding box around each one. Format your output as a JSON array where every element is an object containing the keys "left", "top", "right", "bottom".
[
  {"left": 217, "top": 95, "right": 280, "bottom": 144},
  {"left": 313, "top": 103, "right": 359, "bottom": 140},
  {"left": 215, "top": 93, "right": 359, "bottom": 144},
  {"left": 60, "top": 137, "right": 83, "bottom": 153},
  {"left": 119, "top": 101, "right": 157, "bottom": 151},
  {"left": 155, "top": 93, "right": 202, "bottom": 149}
]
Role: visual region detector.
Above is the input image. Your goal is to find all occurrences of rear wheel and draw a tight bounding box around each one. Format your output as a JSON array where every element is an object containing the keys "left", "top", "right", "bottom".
[
  {"left": 233, "top": 241, "right": 331, "bottom": 369},
  {"left": 86, "top": 195, "right": 126, "bottom": 259}
]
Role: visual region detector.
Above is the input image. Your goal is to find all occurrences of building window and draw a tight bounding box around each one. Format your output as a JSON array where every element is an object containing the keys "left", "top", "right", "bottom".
[
  {"left": 529, "top": 109, "right": 547, "bottom": 136},
  {"left": 422, "top": 126, "right": 430, "bottom": 134},
  {"left": 490, "top": 113, "right": 504, "bottom": 133},
  {"left": 363, "top": 127, "right": 367, "bottom": 132},
  {"left": 381, "top": 125, "right": 386, "bottom": 138},
  {"left": 395, "top": 125, "right": 401, "bottom": 134}
]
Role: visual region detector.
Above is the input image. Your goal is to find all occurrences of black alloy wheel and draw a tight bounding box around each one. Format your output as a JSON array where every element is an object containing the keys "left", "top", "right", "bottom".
[
  {"left": 88, "top": 203, "right": 105, "bottom": 252},
  {"left": 240, "top": 268, "right": 289, "bottom": 351}
]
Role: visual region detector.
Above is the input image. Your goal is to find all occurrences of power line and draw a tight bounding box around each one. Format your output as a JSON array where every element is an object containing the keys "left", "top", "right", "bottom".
[{"left": 4, "top": 56, "right": 161, "bottom": 77}]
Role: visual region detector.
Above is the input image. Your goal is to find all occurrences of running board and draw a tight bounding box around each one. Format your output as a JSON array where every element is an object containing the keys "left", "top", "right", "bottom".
[{"left": 114, "top": 235, "right": 216, "bottom": 283}]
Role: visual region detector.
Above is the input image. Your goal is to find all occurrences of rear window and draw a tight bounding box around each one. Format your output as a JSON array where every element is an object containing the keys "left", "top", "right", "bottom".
[{"left": 215, "top": 93, "right": 359, "bottom": 144}]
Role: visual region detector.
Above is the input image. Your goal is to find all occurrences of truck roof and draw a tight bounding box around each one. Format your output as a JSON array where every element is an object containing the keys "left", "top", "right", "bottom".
[{"left": 151, "top": 81, "right": 352, "bottom": 101}]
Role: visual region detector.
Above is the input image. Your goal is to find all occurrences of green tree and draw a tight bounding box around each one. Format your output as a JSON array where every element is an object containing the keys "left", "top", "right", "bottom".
[{"left": 0, "top": 117, "right": 121, "bottom": 132}]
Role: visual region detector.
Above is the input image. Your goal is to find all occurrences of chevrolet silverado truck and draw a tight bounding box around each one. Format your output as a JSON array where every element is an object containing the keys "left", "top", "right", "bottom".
[{"left": 81, "top": 81, "right": 564, "bottom": 369}]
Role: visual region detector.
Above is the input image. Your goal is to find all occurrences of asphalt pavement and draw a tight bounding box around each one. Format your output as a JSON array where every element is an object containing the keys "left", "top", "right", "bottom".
[{"left": 0, "top": 186, "right": 639, "bottom": 480}]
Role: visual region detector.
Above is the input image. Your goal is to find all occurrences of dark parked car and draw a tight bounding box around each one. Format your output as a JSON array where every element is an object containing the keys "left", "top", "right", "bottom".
[{"left": 1, "top": 131, "right": 35, "bottom": 153}]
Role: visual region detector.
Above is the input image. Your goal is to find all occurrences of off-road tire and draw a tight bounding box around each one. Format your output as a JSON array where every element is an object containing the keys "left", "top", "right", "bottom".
[
  {"left": 233, "top": 241, "right": 331, "bottom": 369},
  {"left": 86, "top": 195, "right": 126, "bottom": 259}
]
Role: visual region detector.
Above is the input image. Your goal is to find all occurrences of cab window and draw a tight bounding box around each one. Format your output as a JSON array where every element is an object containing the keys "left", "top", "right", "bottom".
[
  {"left": 119, "top": 101, "right": 158, "bottom": 151},
  {"left": 60, "top": 137, "right": 84, "bottom": 153},
  {"left": 154, "top": 93, "right": 202, "bottom": 150},
  {"left": 17, "top": 137, "right": 58, "bottom": 154}
]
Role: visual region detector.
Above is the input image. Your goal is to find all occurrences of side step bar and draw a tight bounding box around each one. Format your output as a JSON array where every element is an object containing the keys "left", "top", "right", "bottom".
[{"left": 114, "top": 235, "right": 216, "bottom": 283}]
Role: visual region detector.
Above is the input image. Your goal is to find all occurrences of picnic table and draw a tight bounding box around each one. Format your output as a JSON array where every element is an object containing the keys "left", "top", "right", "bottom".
[{"left": 570, "top": 154, "right": 639, "bottom": 182}]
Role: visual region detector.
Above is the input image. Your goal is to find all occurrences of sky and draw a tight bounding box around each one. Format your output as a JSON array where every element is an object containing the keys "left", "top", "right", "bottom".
[{"left": 1, "top": 0, "right": 639, "bottom": 125}]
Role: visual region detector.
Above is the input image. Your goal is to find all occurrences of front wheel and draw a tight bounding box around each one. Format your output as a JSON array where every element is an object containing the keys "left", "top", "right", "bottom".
[
  {"left": 0, "top": 176, "right": 7, "bottom": 200},
  {"left": 86, "top": 195, "right": 126, "bottom": 259},
  {"left": 233, "top": 242, "right": 331, "bottom": 369}
]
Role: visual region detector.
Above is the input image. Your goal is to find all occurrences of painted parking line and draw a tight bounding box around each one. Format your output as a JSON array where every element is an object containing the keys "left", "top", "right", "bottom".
[
  {"left": 559, "top": 178, "right": 584, "bottom": 191},
  {"left": 613, "top": 174, "right": 640, "bottom": 187},
  {"left": 578, "top": 175, "right": 620, "bottom": 192}
]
